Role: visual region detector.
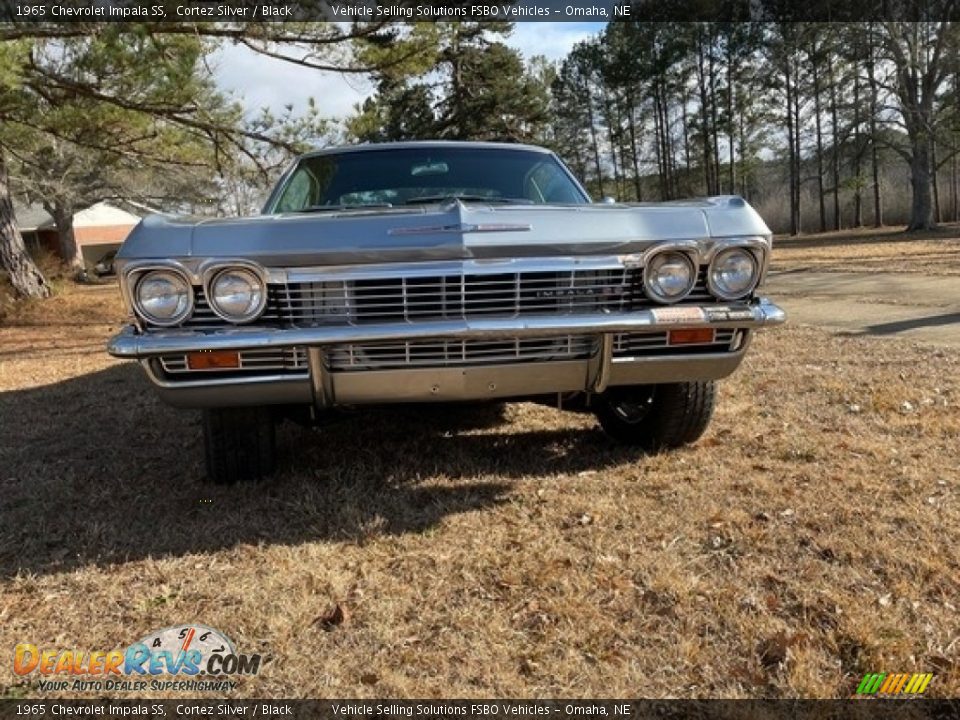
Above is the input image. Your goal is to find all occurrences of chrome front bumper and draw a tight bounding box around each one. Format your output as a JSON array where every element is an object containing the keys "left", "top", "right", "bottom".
[{"left": 109, "top": 299, "right": 786, "bottom": 408}]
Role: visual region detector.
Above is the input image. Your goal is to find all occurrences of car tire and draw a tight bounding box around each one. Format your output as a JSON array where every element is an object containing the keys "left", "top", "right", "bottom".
[
  {"left": 595, "top": 381, "right": 716, "bottom": 450},
  {"left": 202, "top": 407, "right": 277, "bottom": 484}
]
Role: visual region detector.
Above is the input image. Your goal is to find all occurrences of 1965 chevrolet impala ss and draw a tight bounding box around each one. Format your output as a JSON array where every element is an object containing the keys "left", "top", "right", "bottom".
[{"left": 108, "top": 141, "right": 785, "bottom": 484}]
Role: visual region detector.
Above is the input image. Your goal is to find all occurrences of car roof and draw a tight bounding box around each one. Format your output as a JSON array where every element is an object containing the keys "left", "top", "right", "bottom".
[{"left": 298, "top": 140, "right": 554, "bottom": 160}]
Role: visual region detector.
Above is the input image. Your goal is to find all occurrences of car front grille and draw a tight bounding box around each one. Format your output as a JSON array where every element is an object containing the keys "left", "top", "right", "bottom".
[
  {"left": 276, "top": 268, "right": 641, "bottom": 327},
  {"left": 325, "top": 335, "right": 598, "bottom": 372}
]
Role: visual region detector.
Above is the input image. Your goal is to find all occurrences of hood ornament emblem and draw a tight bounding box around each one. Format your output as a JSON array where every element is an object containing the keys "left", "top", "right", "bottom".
[{"left": 388, "top": 222, "right": 531, "bottom": 236}]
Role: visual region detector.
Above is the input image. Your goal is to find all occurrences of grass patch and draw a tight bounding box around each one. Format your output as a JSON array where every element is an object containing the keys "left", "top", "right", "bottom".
[
  {"left": 773, "top": 224, "right": 960, "bottom": 275},
  {"left": 0, "top": 283, "right": 956, "bottom": 699}
]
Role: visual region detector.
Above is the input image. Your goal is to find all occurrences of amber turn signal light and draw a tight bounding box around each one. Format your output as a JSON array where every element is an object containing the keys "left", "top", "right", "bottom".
[
  {"left": 668, "top": 328, "right": 715, "bottom": 345},
  {"left": 186, "top": 350, "right": 240, "bottom": 370}
]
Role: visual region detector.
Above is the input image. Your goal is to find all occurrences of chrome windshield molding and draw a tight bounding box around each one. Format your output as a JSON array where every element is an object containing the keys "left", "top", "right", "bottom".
[{"left": 107, "top": 298, "right": 786, "bottom": 360}]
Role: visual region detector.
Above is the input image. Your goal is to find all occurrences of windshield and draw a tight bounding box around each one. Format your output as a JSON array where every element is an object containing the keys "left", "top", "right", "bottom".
[{"left": 266, "top": 146, "right": 590, "bottom": 213}]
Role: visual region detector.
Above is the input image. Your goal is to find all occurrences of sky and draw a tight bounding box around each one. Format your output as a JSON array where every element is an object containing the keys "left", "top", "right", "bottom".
[{"left": 212, "top": 23, "right": 605, "bottom": 123}]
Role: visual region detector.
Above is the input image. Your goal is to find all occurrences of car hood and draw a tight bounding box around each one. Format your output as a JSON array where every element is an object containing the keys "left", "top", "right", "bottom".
[{"left": 117, "top": 197, "right": 771, "bottom": 267}]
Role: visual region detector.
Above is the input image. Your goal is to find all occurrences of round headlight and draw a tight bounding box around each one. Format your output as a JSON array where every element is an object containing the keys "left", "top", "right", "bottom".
[
  {"left": 709, "top": 248, "right": 760, "bottom": 300},
  {"left": 134, "top": 270, "right": 192, "bottom": 326},
  {"left": 644, "top": 251, "right": 696, "bottom": 303},
  {"left": 208, "top": 267, "right": 266, "bottom": 323}
]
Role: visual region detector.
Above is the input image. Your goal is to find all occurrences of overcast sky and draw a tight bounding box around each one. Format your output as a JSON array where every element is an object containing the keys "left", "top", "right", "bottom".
[{"left": 212, "top": 23, "right": 604, "bottom": 123}]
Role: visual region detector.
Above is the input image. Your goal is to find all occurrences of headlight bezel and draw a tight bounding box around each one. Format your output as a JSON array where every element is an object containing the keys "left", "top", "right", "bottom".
[
  {"left": 708, "top": 246, "right": 762, "bottom": 301},
  {"left": 643, "top": 250, "right": 698, "bottom": 304},
  {"left": 132, "top": 268, "right": 194, "bottom": 327},
  {"left": 204, "top": 263, "right": 268, "bottom": 324}
]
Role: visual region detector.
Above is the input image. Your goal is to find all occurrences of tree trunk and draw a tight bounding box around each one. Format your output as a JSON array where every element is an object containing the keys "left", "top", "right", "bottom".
[
  {"left": 50, "top": 204, "right": 83, "bottom": 271},
  {"left": 852, "top": 68, "right": 863, "bottom": 227},
  {"left": 662, "top": 85, "right": 678, "bottom": 197},
  {"left": 625, "top": 90, "right": 643, "bottom": 201},
  {"left": 586, "top": 97, "right": 605, "bottom": 199},
  {"left": 812, "top": 57, "right": 827, "bottom": 233},
  {"left": 931, "top": 137, "right": 941, "bottom": 224},
  {"left": 907, "top": 135, "right": 935, "bottom": 231},
  {"left": 829, "top": 54, "right": 841, "bottom": 231},
  {"left": 867, "top": 29, "right": 883, "bottom": 227},
  {"left": 653, "top": 88, "right": 666, "bottom": 200},
  {"left": 785, "top": 55, "right": 799, "bottom": 236},
  {"left": 951, "top": 152, "right": 958, "bottom": 223},
  {"left": 727, "top": 37, "right": 736, "bottom": 194},
  {"left": 0, "top": 150, "right": 51, "bottom": 299},
  {"left": 708, "top": 36, "right": 722, "bottom": 194},
  {"left": 696, "top": 31, "right": 714, "bottom": 195}
]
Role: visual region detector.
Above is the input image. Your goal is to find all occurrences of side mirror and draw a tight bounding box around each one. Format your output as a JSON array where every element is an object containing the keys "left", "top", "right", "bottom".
[{"left": 601, "top": 196, "right": 617, "bottom": 204}]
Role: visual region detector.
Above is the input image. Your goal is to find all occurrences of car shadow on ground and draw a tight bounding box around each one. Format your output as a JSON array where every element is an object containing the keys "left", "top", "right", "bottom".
[
  {"left": 0, "top": 364, "right": 638, "bottom": 579},
  {"left": 861, "top": 311, "right": 960, "bottom": 335}
]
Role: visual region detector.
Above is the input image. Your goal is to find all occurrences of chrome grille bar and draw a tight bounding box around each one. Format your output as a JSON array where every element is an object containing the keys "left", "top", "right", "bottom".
[{"left": 326, "top": 335, "right": 598, "bottom": 372}]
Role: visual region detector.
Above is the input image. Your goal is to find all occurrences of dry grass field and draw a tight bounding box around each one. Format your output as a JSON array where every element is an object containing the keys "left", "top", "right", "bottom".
[
  {"left": 1, "top": 236, "right": 958, "bottom": 699},
  {"left": 772, "top": 224, "right": 960, "bottom": 275}
]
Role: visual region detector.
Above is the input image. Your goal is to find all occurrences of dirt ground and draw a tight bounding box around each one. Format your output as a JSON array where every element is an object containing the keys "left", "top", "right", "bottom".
[{"left": 1, "top": 236, "right": 958, "bottom": 699}]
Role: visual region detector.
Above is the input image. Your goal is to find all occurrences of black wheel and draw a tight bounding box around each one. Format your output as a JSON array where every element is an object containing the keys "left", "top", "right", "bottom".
[
  {"left": 595, "top": 381, "right": 717, "bottom": 450},
  {"left": 202, "top": 407, "right": 277, "bottom": 484}
]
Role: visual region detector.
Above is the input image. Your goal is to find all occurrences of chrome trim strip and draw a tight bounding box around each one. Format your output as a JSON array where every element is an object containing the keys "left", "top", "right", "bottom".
[
  {"left": 142, "top": 359, "right": 308, "bottom": 390},
  {"left": 143, "top": 361, "right": 312, "bottom": 409},
  {"left": 107, "top": 299, "right": 786, "bottom": 360},
  {"left": 388, "top": 222, "right": 532, "bottom": 236},
  {"left": 274, "top": 255, "right": 636, "bottom": 284}
]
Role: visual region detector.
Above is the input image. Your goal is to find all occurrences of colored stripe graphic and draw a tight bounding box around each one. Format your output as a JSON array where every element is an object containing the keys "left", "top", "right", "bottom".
[
  {"left": 856, "top": 673, "right": 885, "bottom": 694},
  {"left": 913, "top": 673, "right": 933, "bottom": 694},
  {"left": 857, "top": 672, "right": 933, "bottom": 695}
]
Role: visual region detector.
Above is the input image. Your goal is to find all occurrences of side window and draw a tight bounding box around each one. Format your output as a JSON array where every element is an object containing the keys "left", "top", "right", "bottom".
[
  {"left": 275, "top": 167, "right": 315, "bottom": 212},
  {"left": 525, "top": 162, "right": 582, "bottom": 204}
]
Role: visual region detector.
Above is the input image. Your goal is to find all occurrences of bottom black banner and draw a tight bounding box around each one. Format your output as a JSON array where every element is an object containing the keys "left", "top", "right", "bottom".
[{"left": 1, "top": 700, "right": 959, "bottom": 720}]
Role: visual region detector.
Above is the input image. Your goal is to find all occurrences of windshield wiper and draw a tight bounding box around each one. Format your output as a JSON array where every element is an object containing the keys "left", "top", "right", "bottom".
[
  {"left": 299, "top": 203, "right": 394, "bottom": 213},
  {"left": 404, "top": 195, "right": 534, "bottom": 205}
]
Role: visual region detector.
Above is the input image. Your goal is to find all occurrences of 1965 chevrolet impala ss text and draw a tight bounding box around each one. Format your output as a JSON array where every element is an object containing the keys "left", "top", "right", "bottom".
[{"left": 107, "top": 141, "right": 786, "bottom": 484}]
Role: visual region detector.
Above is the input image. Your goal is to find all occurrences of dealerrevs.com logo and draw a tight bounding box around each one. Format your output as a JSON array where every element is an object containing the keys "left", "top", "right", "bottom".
[{"left": 14, "top": 625, "right": 262, "bottom": 692}]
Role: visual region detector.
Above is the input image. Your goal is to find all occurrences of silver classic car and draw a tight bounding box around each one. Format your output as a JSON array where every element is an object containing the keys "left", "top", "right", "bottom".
[{"left": 108, "top": 141, "right": 785, "bottom": 483}]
